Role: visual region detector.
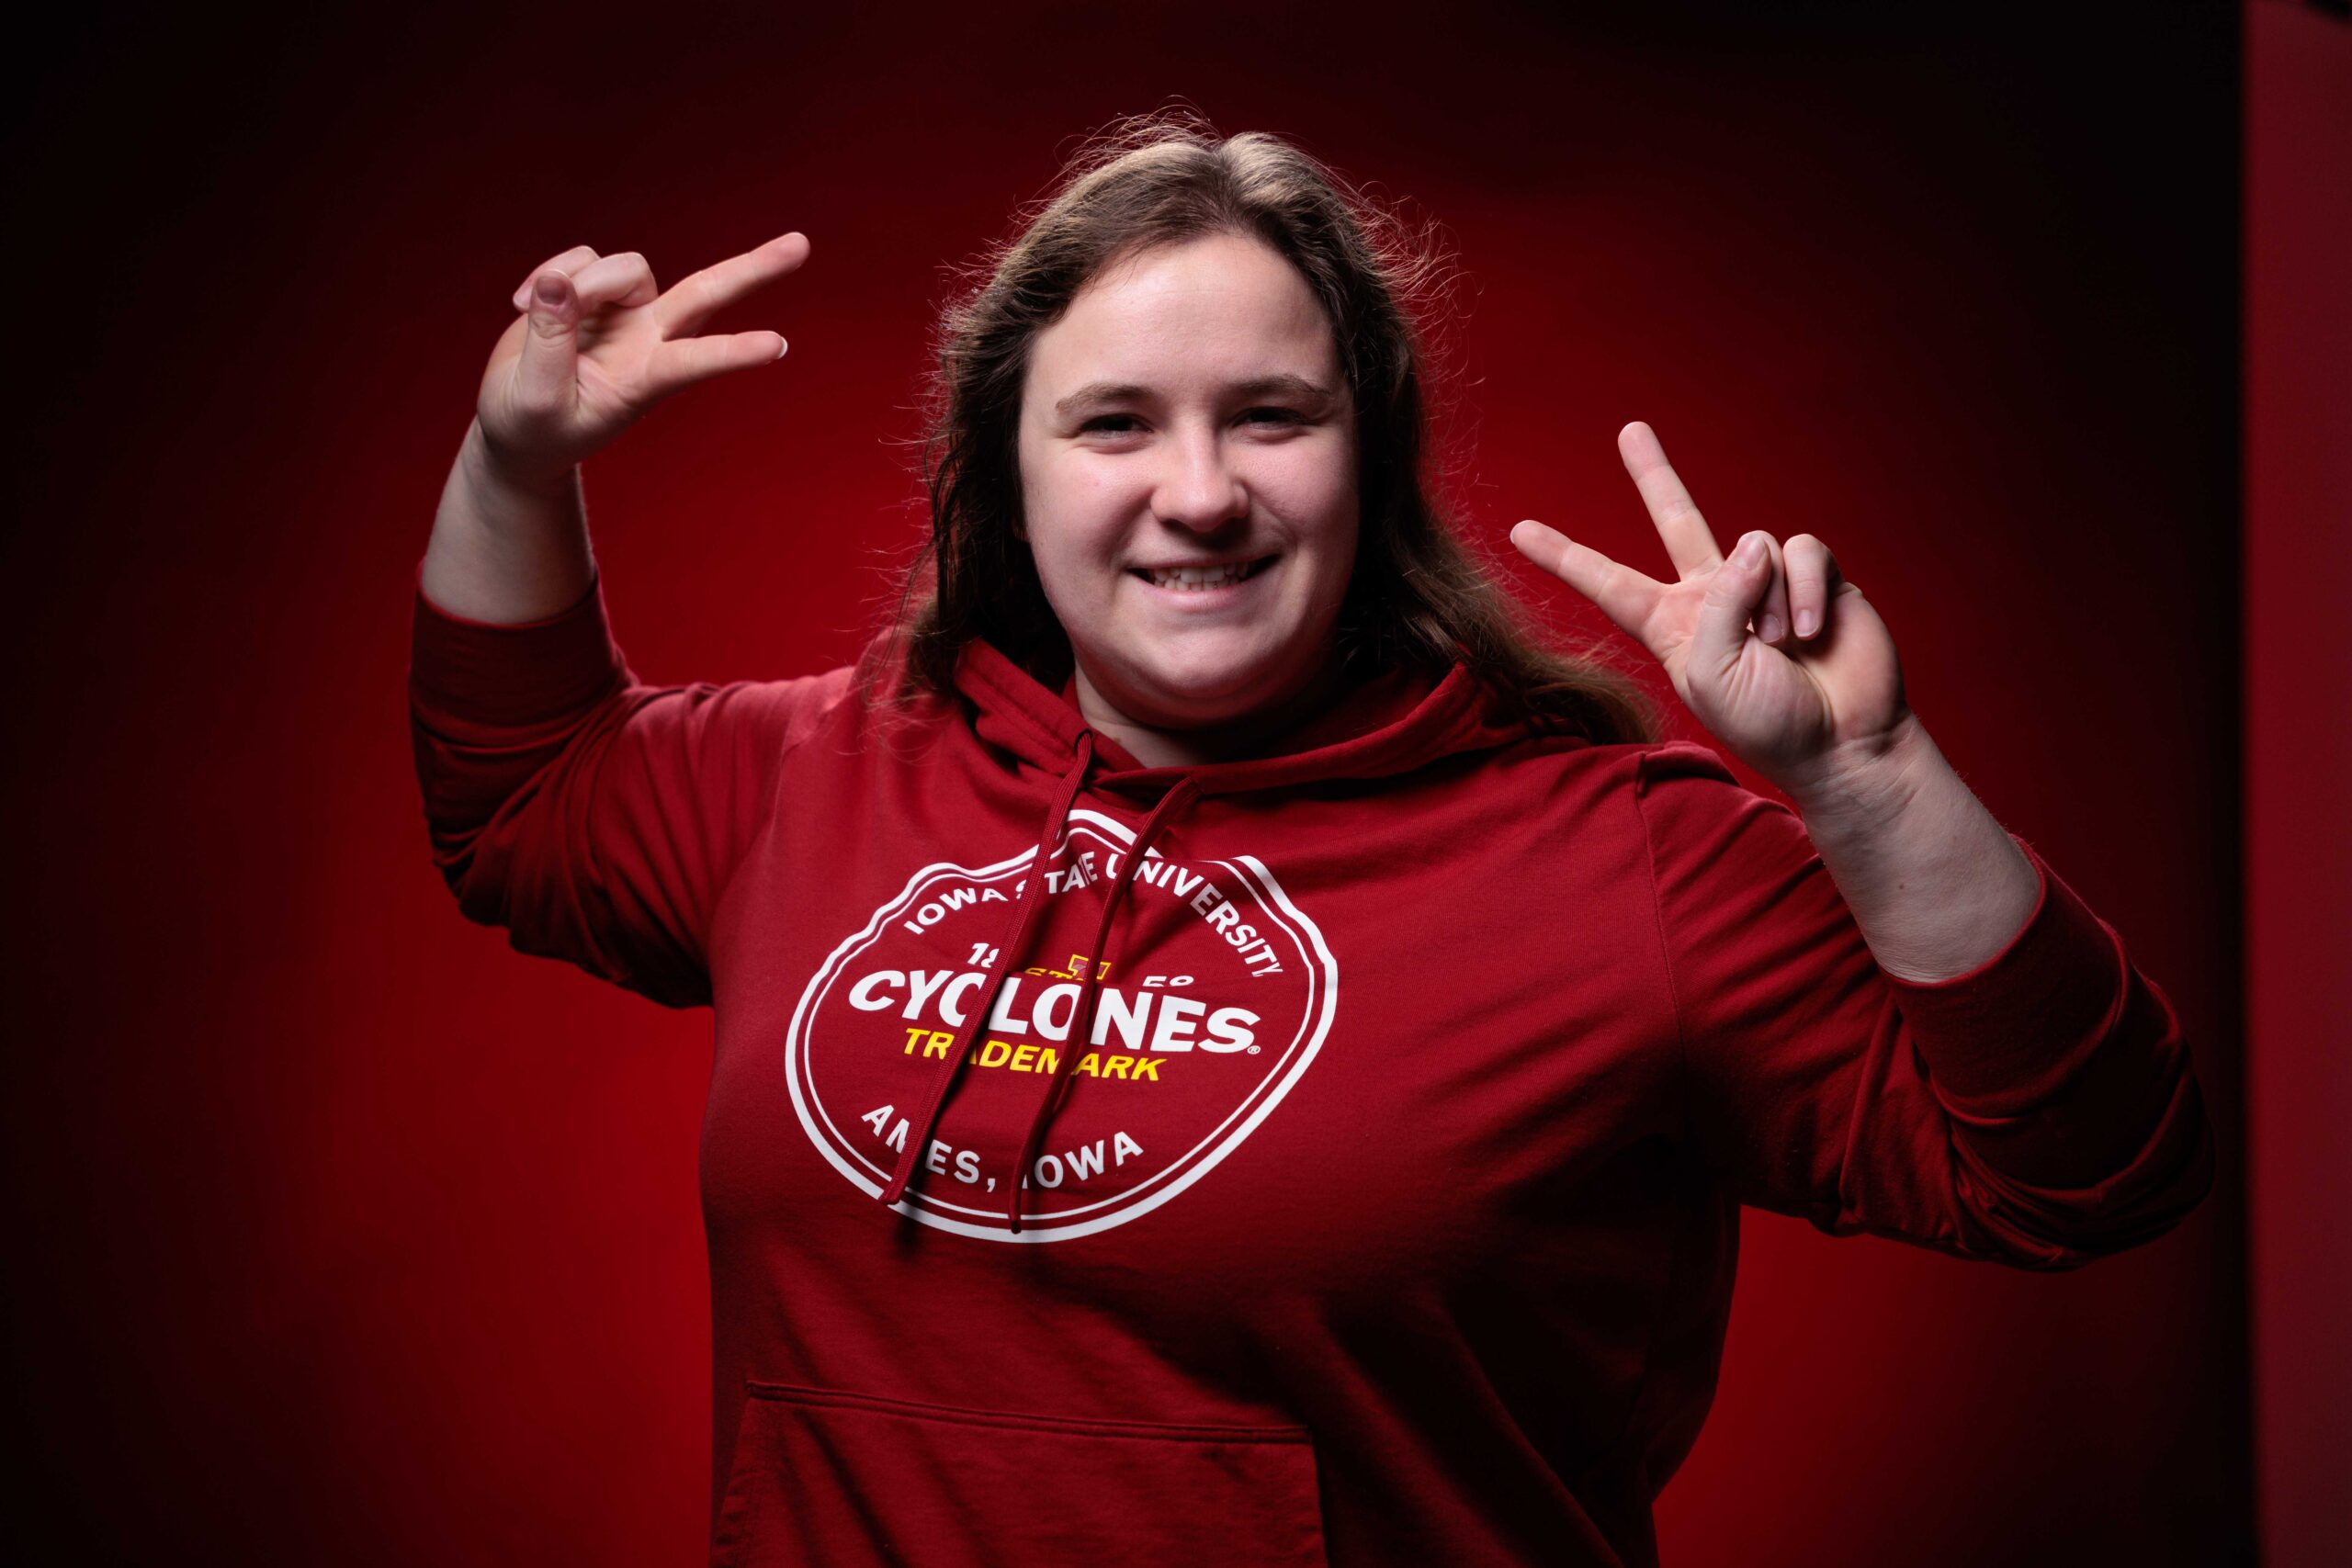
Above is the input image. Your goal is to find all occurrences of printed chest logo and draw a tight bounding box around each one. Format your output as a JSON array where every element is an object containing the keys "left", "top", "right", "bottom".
[{"left": 786, "top": 809, "right": 1337, "bottom": 1241}]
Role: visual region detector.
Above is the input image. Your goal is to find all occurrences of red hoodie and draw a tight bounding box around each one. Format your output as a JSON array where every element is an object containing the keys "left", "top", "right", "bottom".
[{"left": 407, "top": 563, "right": 2212, "bottom": 1568}]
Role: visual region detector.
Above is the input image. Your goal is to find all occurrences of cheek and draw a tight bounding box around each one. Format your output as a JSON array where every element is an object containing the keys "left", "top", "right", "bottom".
[
  {"left": 1269, "top": 430, "right": 1354, "bottom": 503},
  {"left": 1023, "top": 464, "right": 1133, "bottom": 562},
  {"left": 1265, "top": 451, "right": 1360, "bottom": 563}
]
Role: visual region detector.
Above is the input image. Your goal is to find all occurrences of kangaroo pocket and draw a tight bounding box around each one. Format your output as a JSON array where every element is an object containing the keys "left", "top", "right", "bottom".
[{"left": 712, "top": 1380, "right": 1330, "bottom": 1568}]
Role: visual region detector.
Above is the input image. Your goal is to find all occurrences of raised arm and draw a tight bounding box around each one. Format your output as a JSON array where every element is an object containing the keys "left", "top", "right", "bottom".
[
  {"left": 1516, "top": 423, "right": 2212, "bottom": 1263},
  {"left": 411, "top": 231, "right": 848, "bottom": 1010}
]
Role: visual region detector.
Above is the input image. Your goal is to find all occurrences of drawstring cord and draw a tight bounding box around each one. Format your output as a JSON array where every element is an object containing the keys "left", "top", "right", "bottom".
[
  {"left": 873, "top": 726, "right": 1206, "bottom": 1235},
  {"left": 1004, "top": 776, "right": 1202, "bottom": 1234},
  {"left": 877, "top": 732, "right": 1095, "bottom": 1210}
]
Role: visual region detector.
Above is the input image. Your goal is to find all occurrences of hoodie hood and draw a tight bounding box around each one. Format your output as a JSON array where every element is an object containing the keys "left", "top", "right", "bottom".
[{"left": 874, "top": 637, "right": 1539, "bottom": 1232}]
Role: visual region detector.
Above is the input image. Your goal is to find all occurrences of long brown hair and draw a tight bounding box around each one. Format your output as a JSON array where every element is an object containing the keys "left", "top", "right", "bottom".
[{"left": 859, "top": 107, "right": 1660, "bottom": 747}]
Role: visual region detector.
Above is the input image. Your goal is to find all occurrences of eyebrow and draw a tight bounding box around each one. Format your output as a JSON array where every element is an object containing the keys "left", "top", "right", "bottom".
[{"left": 1053, "top": 373, "right": 1339, "bottom": 418}]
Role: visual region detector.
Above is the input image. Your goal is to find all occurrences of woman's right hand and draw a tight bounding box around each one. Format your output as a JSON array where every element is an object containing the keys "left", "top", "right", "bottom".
[{"left": 472, "top": 231, "right": 810, "bottom": 491}]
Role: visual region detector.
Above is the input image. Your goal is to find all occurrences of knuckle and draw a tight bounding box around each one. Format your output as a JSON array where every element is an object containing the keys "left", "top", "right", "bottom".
[{"left": 604, "top": 251, "right": 654, "bottom": 290}]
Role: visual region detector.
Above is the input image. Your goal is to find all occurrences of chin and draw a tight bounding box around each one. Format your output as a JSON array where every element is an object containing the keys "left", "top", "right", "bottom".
[{"left": 1122, "top": 656, "right": 1309, "bottom": 728}]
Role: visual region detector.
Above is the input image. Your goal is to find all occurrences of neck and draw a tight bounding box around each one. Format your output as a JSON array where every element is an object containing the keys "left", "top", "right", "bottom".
[{"left": 1073, "top": 657, "right": 1348, "bottom": 771}]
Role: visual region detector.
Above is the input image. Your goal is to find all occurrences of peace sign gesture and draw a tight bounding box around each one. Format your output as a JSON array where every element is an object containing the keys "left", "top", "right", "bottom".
[
  {"left": 1510, "top": 423, "right": 1910, "bottom": 802},
  {"left": 471, "top": 231, "right": 808, "bottom": 491}
]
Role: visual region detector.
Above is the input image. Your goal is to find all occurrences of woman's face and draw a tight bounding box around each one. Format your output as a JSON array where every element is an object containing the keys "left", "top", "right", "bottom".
[{"left": 1015, "top": 231, "right": 1359, "bottom": 739}]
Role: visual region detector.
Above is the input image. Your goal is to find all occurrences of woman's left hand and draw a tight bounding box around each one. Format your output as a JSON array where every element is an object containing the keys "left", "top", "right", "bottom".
[{"left": 1510, "top": 421, "right": 1911, "bottom": 804}]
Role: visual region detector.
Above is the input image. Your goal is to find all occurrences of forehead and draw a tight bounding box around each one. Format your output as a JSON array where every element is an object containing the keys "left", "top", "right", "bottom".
[{"left": 1023, "top": 232, "right": 1339, "bottom": 396}]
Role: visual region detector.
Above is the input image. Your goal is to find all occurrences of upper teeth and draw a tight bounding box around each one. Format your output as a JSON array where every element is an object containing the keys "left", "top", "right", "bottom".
[{"left": 1147, "top": 561, "right": 1256, "bottom": 591}]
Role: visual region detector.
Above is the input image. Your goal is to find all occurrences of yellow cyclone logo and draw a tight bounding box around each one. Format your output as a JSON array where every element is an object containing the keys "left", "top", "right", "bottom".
[{"left": 784, "top": 808, "right": 1338, "bottom": 1241}]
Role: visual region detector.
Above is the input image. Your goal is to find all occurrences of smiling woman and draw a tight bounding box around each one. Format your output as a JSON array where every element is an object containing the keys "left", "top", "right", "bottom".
[
  {"left": 409, "top": 107, "right": 2214, "bottom": 1568},
  {"left": 866, "top": 115, "right": 1660, "bottom": 765},
  {"left": 1012, "top": 232, "right": 1363, "bottom": 764}
]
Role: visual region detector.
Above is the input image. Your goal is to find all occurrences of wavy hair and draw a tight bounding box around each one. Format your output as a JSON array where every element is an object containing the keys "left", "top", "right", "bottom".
[{"left": 858, "top": 107, "right": 1659, "bottom": 747}]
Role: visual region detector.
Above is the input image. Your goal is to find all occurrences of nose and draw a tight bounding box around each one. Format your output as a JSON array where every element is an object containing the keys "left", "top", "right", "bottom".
[{"left": 1151, "top": 423, "right": 1249, "bottom": 536}]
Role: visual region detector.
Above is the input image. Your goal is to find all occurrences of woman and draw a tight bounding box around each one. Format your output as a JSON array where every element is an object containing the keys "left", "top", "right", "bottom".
[{"left": 410, "top": 118, "right": 2211, "bottom": 1567}]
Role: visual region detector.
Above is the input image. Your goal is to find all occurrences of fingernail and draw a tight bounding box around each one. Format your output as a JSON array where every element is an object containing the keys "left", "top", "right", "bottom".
[
  {"left": 1734, "top": 535, "right": 1764, "bottom": 568},
  {"left": 534, "top": 272, "right": 567, "bottom": 306},
  {"left": 1796, "top": 609, "right": 1818, "bottom": 637},
  {"left": 1759, "top": 613, "right": 1783, "bottom": 642}
]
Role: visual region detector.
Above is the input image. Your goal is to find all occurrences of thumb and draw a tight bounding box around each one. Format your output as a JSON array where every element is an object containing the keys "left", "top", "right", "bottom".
[
  {"left": 514, "top": 268, "right": 580, "bottom": 420},
  {"left": 1691, "top": 530, "right": 1772, "bottom": 679}
]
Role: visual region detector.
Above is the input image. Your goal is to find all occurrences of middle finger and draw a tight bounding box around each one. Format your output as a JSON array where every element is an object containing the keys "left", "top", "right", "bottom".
[{"left": 1619, "top": 421, "right": 1725, "bottom": 581}]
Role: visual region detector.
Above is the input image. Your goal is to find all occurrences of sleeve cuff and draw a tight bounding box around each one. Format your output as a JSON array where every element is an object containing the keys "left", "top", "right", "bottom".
[
  {"left": 408, "top": 557, "right": 628, "bottom": 730},
  {"left": 1875, "top": 835, "right": 2128, "bottom": 1110}
]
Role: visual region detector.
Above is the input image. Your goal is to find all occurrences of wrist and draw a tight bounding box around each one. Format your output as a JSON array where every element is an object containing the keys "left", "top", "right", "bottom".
[
  {"left": 462, "top": 417, "right": 579, "bottom": 506},
  {"left": 1783, "top": 710, "right": 1938, "bottom": 837},
  {"left": 423, "top": 420, "right": 595, "bottom": 625}
]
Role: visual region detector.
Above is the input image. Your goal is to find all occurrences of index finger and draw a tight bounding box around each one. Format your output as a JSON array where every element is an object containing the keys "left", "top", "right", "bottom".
[
  {"left": 1619, "top": 421, "right": 1724, "bottom": 581},
  {"left": 652, "top": 231, "right": 812, "bottom": 338},
  {"left": 1510, "top": 520, "right": 1667, "bottom": 644}
]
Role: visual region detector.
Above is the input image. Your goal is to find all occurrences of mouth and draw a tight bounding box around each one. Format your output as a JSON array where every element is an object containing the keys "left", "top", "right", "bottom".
[{"left": 1128, "top": 556, "right": 1277, "bottom": 593}]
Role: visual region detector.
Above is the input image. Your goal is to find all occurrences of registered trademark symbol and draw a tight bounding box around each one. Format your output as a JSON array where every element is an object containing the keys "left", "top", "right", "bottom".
[{"left": 1248, "top": 1045, "right": 1260, "bottom": 1054}]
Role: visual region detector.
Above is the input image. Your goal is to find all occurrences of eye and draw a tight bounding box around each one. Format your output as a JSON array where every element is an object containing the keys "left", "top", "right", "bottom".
[
  {"left": 1242, "top": 407, "right": 1305, "bottom": 426},
  {"left": 1079, "top": 413, "right": 1141, "bottom": 434}
]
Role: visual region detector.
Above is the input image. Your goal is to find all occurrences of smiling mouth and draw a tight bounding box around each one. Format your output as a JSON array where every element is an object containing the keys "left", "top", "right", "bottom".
[{"left": 1130, "top": 557, "right": 1275, "bottom": 592}]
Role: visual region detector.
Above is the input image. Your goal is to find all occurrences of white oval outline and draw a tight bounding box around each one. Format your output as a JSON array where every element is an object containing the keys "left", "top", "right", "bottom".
[
  {"left": 782, "top": 808, "right": 1339, "bottom": 1243},
  {"left": 797, "top": 818, "right": 1324, "bottom": 1224},
  {"left": 785, "top": 813, "right": 1332, "bottom": 1237},
  {"left": 826, "top": 834, "right": 1321, "bottom": 1224}
]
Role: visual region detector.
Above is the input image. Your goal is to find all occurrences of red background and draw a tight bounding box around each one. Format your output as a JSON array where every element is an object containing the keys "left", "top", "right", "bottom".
[
  {"left": 8, "top": 3, "right": 2321, "bottom": 1562},
  {"left": 2245, "top": 3, "right": 2352, "bottom": 1564}
]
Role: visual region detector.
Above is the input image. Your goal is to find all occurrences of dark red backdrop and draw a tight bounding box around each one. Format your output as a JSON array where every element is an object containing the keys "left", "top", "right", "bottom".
[{"left": 5, "top": 5, "right": 2254, "bottom": 1563}]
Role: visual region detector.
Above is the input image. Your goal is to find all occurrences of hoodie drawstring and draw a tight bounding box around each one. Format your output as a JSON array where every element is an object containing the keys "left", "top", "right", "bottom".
[
  {"left": 1005, "top": 774, "right": 1202, "bottom": 1234},
  {"left": 877, "top": 732, "right": 1096, "bottom": 1210}
]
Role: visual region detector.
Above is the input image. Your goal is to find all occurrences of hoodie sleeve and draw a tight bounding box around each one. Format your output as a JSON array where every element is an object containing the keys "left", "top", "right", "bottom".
[
  {"left": 1632, "top": 741, "right": 2214, "bottom": 1270},
  {"left": 407, "top": 561, "right": 852, "bottom": 1010}
]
